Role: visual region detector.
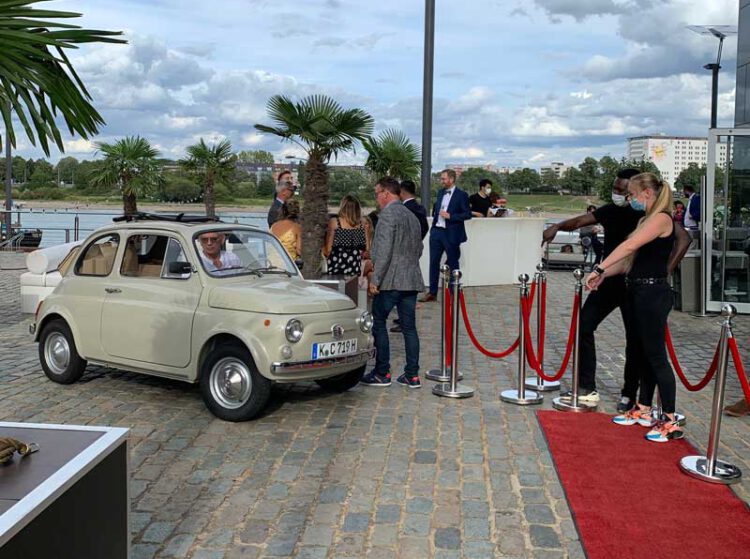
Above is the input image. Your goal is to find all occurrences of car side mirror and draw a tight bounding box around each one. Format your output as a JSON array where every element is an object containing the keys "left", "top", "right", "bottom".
[{"left": 168, "top": 261, "right": 193, "bottom": 274}]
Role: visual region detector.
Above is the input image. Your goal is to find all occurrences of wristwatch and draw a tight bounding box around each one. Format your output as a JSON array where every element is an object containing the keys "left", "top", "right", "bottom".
[{"left": 593, "top": 265, "right": 606, "bottom": 275}]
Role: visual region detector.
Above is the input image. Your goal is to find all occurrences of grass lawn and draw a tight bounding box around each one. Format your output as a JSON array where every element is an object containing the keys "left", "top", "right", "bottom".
[{"left": 505, "top": 194, "right": 603, "bottom": 215}]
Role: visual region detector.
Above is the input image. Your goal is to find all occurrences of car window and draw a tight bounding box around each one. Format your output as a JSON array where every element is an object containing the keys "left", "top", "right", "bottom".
[
  {"left": 162, "top": 238, "right": 191, "bottom": 280},
  {"left": 194, "top": 228, "right": 297, "bottom": 278},
  {"left": 121, "top": 234, "right": 169, "bottom": 278},
  {"left": 75, "top": 234, "right": 120, "bottom": 277}
]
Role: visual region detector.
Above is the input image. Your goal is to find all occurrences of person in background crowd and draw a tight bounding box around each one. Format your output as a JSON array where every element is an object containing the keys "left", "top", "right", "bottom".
[
  {"left": 579, "top": 205, "right": 604, "bottom": 264},
  {"left": 270, "top": 199, "right": 302, "bottom": 261},
  {"left": 421, "top": 169, "right": 471, "bottom": 302},
  {"left": 542, "top": 168, "right": 691, "bottom": 411},
  {"left": 469, "top": 178, "right": 493, "bottom": 217},
  {"left": 560, "top": 244, "right": 574, "bottom": 253},
  {"left": 488, "top": 196, "right": 513, "bottom": 217},
  {"left": 361, "top": 177, "right": 424, "bottom": 388},
  {"left": 391, "top": 180, "right": 429, "bottom": 333},
  {"left": 673, "top": 200, "right": 685, "bottom": 227},
  {"left": 324, "top": 195, "right": 370, "bottom": 276},
  {"left": 267, "top": 170, "right": 296, "bottom": 227},
  {"left": 683, "top": 184, "right": 700, "bottom": 229},
  {"left": 399, "top": 180, "right": 429, "bottom": 239},
  {"left": 585, "top": 173, "right": 684, "bottom": 442}
]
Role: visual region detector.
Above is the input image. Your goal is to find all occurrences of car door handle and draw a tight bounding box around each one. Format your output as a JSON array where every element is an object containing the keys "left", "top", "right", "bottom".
[{"left": 105, "top": 288, "right": 121, "bottom": 294}]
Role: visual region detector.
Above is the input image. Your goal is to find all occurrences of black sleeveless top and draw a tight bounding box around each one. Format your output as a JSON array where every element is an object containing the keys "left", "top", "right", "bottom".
[{"left": 628, "top": 212, "right": 674, "bottom": 279}]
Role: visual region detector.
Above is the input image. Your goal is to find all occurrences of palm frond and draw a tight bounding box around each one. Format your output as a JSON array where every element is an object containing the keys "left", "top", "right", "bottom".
[{"left": 0, "top": 0, "right": 125, "bottom": 154}]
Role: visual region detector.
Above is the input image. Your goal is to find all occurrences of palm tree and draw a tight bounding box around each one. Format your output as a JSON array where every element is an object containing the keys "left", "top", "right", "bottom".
[
  {"left": 255, "top": 95, "right": 374, "bottom": 276},
  {"left": 180, "top": 138, "right": 235, "bottom": 218},
  {"left": 92, "top": 136, "right": 161, "bottom": 215},
  {"left": 0, "top": 1, "right": 125, "bottom": 155},
  {"left": 362, "top": 129, "right": 421, "bottom": 181}
]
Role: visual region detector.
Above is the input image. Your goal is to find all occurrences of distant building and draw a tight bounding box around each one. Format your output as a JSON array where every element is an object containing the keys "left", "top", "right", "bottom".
[
  {"left": 540, "top": 162, "right": 568, "bottom": 180},
  {"left": 444, "top": 163, "right": 501, "bottom": 178},
  {"left": 627, "top": 135, "right": 730, "bottom": 185}
]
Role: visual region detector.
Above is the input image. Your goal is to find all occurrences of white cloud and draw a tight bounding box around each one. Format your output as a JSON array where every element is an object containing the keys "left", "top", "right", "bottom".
[
  {"left": 241, "top": 133, "right": 265, "bottom": 146},
  {"left": 448, "top": 147, "right": 485, "bottom": 159},
  {"left": 64, "top": 139, "right": 95, "bottom": 153}
]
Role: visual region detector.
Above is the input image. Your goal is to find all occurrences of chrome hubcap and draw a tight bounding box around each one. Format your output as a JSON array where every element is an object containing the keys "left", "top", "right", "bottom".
[
  {"left": 209, "top": 357, "right": 252, "bottom": 409},
  {"left": 44, "top": 332, "right": 70, "bottom": 376}
]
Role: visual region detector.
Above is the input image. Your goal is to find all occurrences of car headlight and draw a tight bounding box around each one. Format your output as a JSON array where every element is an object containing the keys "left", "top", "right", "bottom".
[
  {"left": 359, "top": 311, "right": 373, "bottom": 333},
  {"left": 285, "top": 318, "right": 304, "bottom": 343}
]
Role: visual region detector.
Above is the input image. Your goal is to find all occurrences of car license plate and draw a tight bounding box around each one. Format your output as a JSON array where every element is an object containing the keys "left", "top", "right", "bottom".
[{"left": 312, "top": 339, "right": 357, "bottom": 360}]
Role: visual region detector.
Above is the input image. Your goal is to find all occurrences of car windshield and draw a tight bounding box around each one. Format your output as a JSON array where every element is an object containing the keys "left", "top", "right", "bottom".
[{"left": 194, "top": 228, "right": 298, "bottom": 278}]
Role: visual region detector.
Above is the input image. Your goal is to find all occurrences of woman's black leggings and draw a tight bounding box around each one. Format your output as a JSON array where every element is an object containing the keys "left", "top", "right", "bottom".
[{"left": 624, "top": 283, "right": 676, "bottom": 414}]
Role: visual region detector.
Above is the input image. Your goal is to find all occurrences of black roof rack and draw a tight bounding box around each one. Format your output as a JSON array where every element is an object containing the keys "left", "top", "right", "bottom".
[{"left": 112, "top": 212, "right": 222, "bottom": 224}]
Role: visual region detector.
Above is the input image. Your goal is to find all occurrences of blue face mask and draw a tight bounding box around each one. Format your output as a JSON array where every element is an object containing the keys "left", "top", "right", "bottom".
[{"left": 629, "top": 197, "right": 645, "bottom": 212}]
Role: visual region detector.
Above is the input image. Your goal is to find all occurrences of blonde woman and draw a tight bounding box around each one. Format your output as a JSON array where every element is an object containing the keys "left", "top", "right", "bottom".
[
  {"left": 270, "top": 199, "right": 301, "bottom": 261},
  {"left": 584, "top": 173, "right": 680, "bottom": 443},
  {"left": 324, "top": 195, "right": 370, "bottom": 276}
]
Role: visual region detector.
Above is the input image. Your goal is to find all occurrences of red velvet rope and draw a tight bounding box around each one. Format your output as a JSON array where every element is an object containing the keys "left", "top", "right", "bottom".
[
  {"left": 538, "top": 280, "right": 547, "bottom": 363},
  {"left": 522, "top": 292, "right": 579, "bottom": 382},
  {"left": 444, "top": 286, "right": 452, "bottom": 366},
  {"left": 458, "top": 291, "right": 520, "bottom": 358},
  {"left": 664, "top": 326, "right": 719, "bottom": 391},
  {"left": 728, "top": 338, "right": 750, "bottom": 405}
]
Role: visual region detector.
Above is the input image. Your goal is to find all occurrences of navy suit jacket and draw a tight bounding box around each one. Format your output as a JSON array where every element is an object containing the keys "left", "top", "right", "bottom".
[
  {"left": 404, "top": 198, "right": 429, "bottom": 239},
  {"left": 430, "top": 187, "right": 471, "bottom": 244}
]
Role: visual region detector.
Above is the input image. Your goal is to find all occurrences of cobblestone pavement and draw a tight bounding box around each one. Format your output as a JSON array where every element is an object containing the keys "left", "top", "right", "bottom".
[{"left": 1, "top": 253, "right": 748, "bottom": 558}]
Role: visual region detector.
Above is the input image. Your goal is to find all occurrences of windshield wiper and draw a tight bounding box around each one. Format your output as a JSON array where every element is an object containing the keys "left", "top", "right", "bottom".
[{"left": 245, "top": 265, "right": 293, "bottom": 277}]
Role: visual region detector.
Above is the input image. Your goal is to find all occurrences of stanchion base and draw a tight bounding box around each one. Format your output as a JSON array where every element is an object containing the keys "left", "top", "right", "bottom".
[
  {"left": 500, "top": 389, "right": 543, "bottom": 405},
  {"left": 679, "top": 456, "right": 742, "bottom": 485},
  {"left": 425, "top": 368, "right": 463, "bottom": 382},
  {"left": 524, "top": 377, "right": 560, "bottom": 392},
  {"left": 433, "top": 383, "right": 475, "bottom": 399},
  {"left": 552, "top": 397, "right": 597, "bottom": 412}
]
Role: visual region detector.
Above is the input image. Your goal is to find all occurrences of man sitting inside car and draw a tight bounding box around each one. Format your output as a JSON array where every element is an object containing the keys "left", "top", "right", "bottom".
[{"left": 198, "top": 231, "right": 241, "bottom": 273}]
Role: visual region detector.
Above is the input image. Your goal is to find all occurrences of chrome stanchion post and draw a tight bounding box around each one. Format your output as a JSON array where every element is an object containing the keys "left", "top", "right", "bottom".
[
  {"left": 433, "top": 270, "right": 474, "bottom": 398},
  {"left": 426, "top": 264, "right": 462, "bottom": 382},
  {"left": 553, "top": 269, "right": 596, "bottom": 412},
  {"left": 526, "top": 262, "right": 560, "bottom": 392},
  {"left": 680, "top": 304, "right": 742, "bottom": 484},
  {"left": 501, "top": 274, "right": 543, "bottom": 405}
]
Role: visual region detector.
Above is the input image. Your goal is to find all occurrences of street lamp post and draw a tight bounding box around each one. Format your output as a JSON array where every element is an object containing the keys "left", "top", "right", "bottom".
[
  {"left": 420, "top": 0, "right": 435, "bottom": 208},
  {"left": 687, "top": 25, "right": 738, "bottom": 129}
]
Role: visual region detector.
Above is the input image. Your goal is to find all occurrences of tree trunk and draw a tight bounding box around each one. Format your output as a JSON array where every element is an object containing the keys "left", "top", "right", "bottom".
[
  {"left": 300, "top": 157, "right": 329, "bottom": 278},
  {"left": 123, "top": 191, "right": 137, "bottom": 215},
  {"left": 204, "top": 172, "right": 215, "bottom": 218}
]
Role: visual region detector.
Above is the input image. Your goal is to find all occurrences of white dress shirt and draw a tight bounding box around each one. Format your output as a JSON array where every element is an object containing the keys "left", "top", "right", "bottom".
[{"left": 435, "top": 187, "right": 455, "bottom": 228}]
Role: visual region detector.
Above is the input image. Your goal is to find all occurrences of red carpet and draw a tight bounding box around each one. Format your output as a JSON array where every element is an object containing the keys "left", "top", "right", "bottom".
[{"left": 537, "top": 411, "right": 750, "bottom": 559}]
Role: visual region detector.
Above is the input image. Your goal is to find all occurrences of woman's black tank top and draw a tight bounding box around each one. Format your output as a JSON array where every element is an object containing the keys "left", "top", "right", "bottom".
[{"left": 628, "top": 212, "right": 675, "bottom": 279}]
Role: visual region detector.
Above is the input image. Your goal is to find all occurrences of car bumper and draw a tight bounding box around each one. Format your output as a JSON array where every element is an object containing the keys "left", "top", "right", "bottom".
[{"left": 271, "top": 347, "right": 374, "bottom": 375}]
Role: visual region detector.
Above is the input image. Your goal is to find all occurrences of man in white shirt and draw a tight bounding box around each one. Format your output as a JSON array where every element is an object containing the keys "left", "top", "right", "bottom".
[{"left": 198, "top": 232, "right": 241, "bottom": 273}]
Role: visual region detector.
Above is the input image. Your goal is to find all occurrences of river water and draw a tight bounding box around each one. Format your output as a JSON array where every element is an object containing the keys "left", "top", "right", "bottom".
[{"left": 13, "top": 209, "right": 268, "bottom": 248}]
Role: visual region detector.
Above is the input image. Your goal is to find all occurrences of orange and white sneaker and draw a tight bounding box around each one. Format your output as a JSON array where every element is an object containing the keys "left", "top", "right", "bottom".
[
  {"left": 646, "top": 418, "right": 684, "bottom": 443},
  {"left": 612, "top": 406, "right": 655, "bottom": 427}
]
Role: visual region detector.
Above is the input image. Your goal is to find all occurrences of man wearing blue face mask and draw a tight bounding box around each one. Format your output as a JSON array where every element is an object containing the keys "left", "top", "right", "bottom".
[{"left": 542, "top": 168, "right": 691, "bottom": 412}]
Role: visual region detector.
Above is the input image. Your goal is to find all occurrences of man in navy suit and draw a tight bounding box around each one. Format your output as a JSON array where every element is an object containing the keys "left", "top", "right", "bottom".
[
  {"left": 399, "top": 180, "right": 429, "bottom": 239},
  {"left": 420, "top": 169, "right": 471, "bottom": 302}
]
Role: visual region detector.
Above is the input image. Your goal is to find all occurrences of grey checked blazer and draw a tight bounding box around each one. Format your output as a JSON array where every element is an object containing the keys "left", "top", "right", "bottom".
[{"left": 371, "top": 201, "right": 424, "bottom": 292}]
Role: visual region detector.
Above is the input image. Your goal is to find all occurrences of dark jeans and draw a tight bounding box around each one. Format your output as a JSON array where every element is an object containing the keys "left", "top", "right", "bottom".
[
  {"left": 372, "top": 290, "right": 420, "bottom": 376},
  {"left": 428, "top": 228, "right": 461, "bottom": 295},
  {"left": 578, "top": 276, "right": 640, "bottom": 399},
  {"left": 626, "top": 283, "right": 676, "bottom": 414}
]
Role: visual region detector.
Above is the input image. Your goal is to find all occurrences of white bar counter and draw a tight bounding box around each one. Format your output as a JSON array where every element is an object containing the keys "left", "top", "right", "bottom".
[{"left": 419, "top": 217, "right": 545, "bottom": 286}]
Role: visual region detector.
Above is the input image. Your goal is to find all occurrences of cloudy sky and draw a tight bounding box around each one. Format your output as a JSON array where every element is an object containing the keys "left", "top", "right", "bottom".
[{"left": 12, "top": 0, "right": 741, "bottom": 169}]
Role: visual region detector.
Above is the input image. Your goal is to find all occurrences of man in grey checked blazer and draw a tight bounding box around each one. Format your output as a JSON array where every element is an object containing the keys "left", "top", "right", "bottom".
[{"left": 361, "top": 177, "right": 424, "bottom": 388}]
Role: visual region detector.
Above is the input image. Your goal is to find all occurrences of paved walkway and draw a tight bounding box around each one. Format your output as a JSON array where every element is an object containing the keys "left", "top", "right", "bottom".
[{"left": 1, "top": 253, "right": 748, "bottom": 559}]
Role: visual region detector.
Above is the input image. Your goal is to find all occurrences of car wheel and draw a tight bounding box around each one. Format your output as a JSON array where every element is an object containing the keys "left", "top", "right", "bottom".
[
  {"left": 38, "top": 319, "right": 87, "bottom": 384},
  {"left": 315, "top": 364, "right": 366, "bottom": 392},
  {"left": 199, "top": 344, "right": 271, "bottom": 422}
]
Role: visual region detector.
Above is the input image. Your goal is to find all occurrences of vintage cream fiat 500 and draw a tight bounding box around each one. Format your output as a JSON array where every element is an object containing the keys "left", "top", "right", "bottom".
[{"left": 31, "top": 215, "right": 374, "bottom": 421}]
